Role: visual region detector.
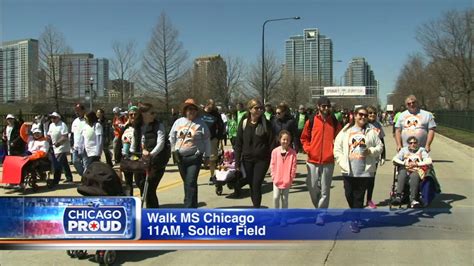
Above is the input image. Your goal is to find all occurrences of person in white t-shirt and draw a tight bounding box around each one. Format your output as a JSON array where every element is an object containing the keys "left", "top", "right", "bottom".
[
  {"left": 47, "top": 112, "right": 73, "bottom": 184},
  {"left": 71, "top": 104, "right": 87, "bottom": 176},
  {"left": 80, "top": 111, "right": 103, "bottom": 170}
]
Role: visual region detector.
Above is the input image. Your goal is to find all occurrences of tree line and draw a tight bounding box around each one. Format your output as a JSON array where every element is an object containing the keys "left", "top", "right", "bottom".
[{"left": 389, "top": 9, "right": 473, "bottom": 111}]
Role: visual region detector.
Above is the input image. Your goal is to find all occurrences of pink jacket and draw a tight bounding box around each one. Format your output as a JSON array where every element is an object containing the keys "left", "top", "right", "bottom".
[{"left": 270, "top": 146, "right": 297, "bottom": 189}]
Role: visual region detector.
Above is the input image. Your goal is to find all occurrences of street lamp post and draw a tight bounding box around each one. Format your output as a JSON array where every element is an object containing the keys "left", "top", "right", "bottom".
[
  {"left": 89, "top": 77, "right": 94, "bottom": 111},
  {"left": 262, "top": 16, "right": 300, "bottom": 104}
]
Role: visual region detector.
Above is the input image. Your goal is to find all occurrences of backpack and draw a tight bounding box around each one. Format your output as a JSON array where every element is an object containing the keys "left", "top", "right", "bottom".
[
  {"left": 78, "top": 162, "right": 124, "bottom": 196},
  {"left": 307, "top": 114, "right": 340, "bottom": 142}
]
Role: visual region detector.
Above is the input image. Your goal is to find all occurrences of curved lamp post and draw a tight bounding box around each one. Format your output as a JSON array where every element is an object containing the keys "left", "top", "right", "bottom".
[{"left": 262, "top": 16, "right": 300, "bottom": 104}]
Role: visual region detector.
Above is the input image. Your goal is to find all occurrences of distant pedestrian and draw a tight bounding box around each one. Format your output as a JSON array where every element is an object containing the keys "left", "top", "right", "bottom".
[
  {"left": 71, "top": 104, "right": 87, "bottom": 176},
  {"left": 96, "top": 108, "right": 113, "bottom": 166},
  {"left": 2, "top": 114, "right": 25, "bottom": 156},
  {"left": 81, "top": 111, "right": 103, "bottom": 170},
  {"left": 271, "top": 102, "right": 297, "bottom": 150},
  {"left": 112, "top": 107, "right": 126, "bottom": 164}
]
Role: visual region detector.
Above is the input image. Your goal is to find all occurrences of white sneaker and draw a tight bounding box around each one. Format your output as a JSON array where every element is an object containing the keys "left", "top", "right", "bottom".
[{"left": 411, "top": 200, "right": 421, "bottom": 208}]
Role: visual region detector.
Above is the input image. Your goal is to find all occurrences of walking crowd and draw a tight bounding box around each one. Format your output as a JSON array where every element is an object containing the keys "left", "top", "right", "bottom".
[{"left": 1, "top": 94, "right": 437, "bottom": 233}]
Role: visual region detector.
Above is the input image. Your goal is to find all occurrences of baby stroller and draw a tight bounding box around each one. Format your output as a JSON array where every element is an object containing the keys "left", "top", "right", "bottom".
[
  {"left": 66, "top": 161, "right": 124, "bottom": 265},
  {"left": 213, "top": 150, "right": 242, "bottom": 197},
  {"left": 389, "top": 162, "right": 441, "bottom": 210}
]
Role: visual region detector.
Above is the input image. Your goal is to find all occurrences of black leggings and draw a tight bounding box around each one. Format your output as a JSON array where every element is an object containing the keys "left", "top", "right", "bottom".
[
  {"left": 123, "top": 171, "right": 144, "bottom": 197},
  {"left": 242, "top": 159, "right": 270, "bottom": 208},
  {"left": 136, "top": 164, "right": 166, "bottom": 208},
  {"left": 343, "top": 176, "right": 370, "bottom": 209}
]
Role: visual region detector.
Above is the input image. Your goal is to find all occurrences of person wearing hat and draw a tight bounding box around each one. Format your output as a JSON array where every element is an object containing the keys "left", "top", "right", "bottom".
[
  {"left": 112, "top": 106, "right": 126, "bottom": 164},
  {"left": 2, "top": 114, "right": 25, "bottom": 156},
  {"left": 300, "top": 96, "right": 342, "bottom": 225},
  {"left": 47, "top": 112, "right": 73, "bottom": 184},
  {"left": 169, "top": 98, "right": 211, "bottom": 208},
  {"left": 19, "top": 121, "right": 50, "bottom": 183}
]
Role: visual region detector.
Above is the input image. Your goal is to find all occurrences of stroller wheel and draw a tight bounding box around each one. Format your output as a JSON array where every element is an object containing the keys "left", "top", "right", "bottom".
[
  {"left": 75, "top": 250, "right": 88, "bottom": 259},
  {"left": 95, "top": 250, "right": 105, "bottom": 263},
  {"left": 103, "top": 250, "right": 117, "bottom": 265},
  {"left": 215, "top": 185, "right": 223, "bottom": 196},
  {"left": 66, "top": 250, "right": 76, "bottom": 258},
  {"left": 46, "top": 179, "right": 55, "bottom": 189},
  {"left": 31, "top": 183, "right": 39, "bottom": 192}
]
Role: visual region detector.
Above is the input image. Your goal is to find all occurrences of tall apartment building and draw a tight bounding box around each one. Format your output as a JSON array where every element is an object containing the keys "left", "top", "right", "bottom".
[
  {"left": 48, "top": 53, "right": 108, "bottom": 100},
  {"left": 0, "top": 39, "right": 39, "bottom": 103},
  {"left": 285, "top": 29, "right": 333, "bottom": 86},
  {"left": 344, "top": 57, "right": 378, "bottom": 87},
  {"left": 193, "top": 55, "right": 227, "bottom": 101}
]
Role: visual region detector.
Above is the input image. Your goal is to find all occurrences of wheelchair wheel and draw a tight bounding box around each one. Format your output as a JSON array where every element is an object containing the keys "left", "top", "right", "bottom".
[
  {"left": 75, "top": 250, "right": 88, "bottom": 259},
  {"left": 66, "top": 250, "right": 76, "bottom": 258},
  {"left": 46, "top": 179, "right": 55, "bottom": 189},
  {"left": 103, "top": 250, "right": 117, "bottom": 265},
  {"left": 95, "top": 250, "right": 105, "bottom": 263}
]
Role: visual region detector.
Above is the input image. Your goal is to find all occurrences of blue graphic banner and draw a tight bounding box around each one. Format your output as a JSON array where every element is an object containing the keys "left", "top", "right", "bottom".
[{"left": 0, "top": 197, "right": 139, "bottom": 240}]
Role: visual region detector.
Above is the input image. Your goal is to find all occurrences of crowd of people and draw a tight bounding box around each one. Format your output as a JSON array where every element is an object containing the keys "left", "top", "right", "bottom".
[{"left": 1, "top": 94, "right": 437, "bottom": 233}]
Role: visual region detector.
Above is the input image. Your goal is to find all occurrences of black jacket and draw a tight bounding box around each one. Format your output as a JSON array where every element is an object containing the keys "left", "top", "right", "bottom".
[
  {"left": 2, "top": 121, "right": 25, "bottom": 156},
  {"left": 270, "top": 114, "right": 298, "bottom": 149},
  {"left": 234, "top": 117, "right": 273, "bottom": 167}
]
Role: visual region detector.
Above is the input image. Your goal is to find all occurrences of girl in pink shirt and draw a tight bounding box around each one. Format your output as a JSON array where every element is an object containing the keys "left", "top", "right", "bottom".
[{"left": 270, "top": 130, "right": 297, "bottom": 208}]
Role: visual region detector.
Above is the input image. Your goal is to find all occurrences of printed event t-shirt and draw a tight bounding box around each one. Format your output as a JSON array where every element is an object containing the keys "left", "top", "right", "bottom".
[
  {"left": 348, "top": 126, "right": 372, "bottom": 177},
  {"left": 395, "top": 109, "right": 436, "bottom": 147}
]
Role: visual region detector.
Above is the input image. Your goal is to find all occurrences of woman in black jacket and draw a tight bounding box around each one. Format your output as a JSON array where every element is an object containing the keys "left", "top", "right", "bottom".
[
  {"left": 234, "top": 99, "right": 274, "bottom": 208},
  {"left": 132, "top": 103, "right": 169, "bottom": 208},
  {"left": 2, "top": 114, "right": 25, "bottom": 156},
  {"left": 271, "top": 103, "right": 297, "bottom": 150}
]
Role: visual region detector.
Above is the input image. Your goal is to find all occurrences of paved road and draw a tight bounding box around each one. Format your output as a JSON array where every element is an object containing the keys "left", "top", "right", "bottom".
[{"left": 0, "top": 127, "right": 473, "bottom": 265}]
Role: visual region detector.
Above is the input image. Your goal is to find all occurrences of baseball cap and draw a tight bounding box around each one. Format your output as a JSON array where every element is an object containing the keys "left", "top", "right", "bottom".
[
  {"left": 6, "top": 114, "right": 15, "bottom": 119},
  {"left": 49, "top": 112, "right": 61, "bottom": 118},
  {"left": 317, "top": 97, "right": 331, "bottom": 106}
]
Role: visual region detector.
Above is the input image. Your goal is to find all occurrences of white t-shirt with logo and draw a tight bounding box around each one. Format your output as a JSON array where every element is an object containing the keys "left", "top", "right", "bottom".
[
  {"left": 395, "top": 109, "right": 436, "bottom": 147},
  {"left": 81, "top": 123, "right": 103, "bottom": 157},
  {"left": 47, "top": 121, "right": 71, "bottom": 154}
]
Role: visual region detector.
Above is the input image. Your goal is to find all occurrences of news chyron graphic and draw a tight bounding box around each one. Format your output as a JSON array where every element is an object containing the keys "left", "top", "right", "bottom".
[{"left": 0, "top": 197, "right": 139, "bottom": 240}]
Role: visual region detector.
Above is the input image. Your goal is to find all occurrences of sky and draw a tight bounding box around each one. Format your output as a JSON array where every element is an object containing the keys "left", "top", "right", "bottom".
[{"left": 1, "top": 0, "right": 471, "bottom": 106}]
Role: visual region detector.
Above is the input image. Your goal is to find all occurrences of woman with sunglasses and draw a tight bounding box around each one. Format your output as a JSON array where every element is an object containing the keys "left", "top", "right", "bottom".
[
  {"left": 132, "top": 103, "right": 170, "bottom": 208},
  {"left": 120, "top": 105, "right": 142, "bottom": 196},
  {"left": 234, "top": 99, "right": 274, "bottom": 208},
  {"left": 334, "top": 106, "right": 383, "bottom": 233},
  {"left": 270, "top": 102, "right": 297, "bottom": 150},
  {"left": 365, "top": 106, "right": 386, "bottom": 209},
  {"left": 170, "top": 99, "right": 211, "bottom": 208},
  {"left": 392, "top": 136, "right": 432, "bottom": 208}
]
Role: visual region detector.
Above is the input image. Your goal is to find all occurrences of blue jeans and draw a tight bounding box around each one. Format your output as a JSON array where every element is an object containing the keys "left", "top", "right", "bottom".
[
  {"left": 72, "top": 151, "right": 85, "bottom": 177},
  {"left": 177, "top": 153, "right": 203, "bottom": 208},
  {"left": 53, "top": 153, "right": 73, "bottom": 183}
]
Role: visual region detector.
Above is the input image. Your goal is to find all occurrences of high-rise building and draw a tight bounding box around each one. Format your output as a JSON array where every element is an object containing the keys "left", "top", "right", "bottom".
[
  {"left": 193, "top": 54, "right": 227, "bottom": 101},
  {"left": 285, "top": 29, "right": 333, "bottom": 86},
  {"left": 0, "top": 39, "right": 39, "bottom": 103},
  {"left": 344, "top": 57, "right": 378, "bottom": 87},
  {"left": 54, "top": 53, "right": 108, "bottom": 99}
]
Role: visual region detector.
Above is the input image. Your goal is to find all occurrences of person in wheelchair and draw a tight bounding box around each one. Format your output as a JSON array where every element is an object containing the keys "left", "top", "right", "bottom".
[
  {"left": 20, "top": 122, "right": 51, "bottom": 184},
  {"left": 392, "top": 136, "right": 432, "bottom": 208}
]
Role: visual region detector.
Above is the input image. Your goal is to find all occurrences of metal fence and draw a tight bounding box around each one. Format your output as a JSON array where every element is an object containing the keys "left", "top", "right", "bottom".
[{"left": 433, "top": 110, "right": 474, "bottom": 133}]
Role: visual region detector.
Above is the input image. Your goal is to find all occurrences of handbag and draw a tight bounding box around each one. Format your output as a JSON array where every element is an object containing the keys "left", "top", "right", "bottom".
[{"left": 120, "top": 157, "right": 149, "bottom": 173}]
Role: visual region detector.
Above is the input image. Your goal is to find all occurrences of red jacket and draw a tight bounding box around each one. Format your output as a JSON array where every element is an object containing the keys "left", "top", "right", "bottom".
[{"left": 300, "top": 113, "right": 342, "bottom": 164}]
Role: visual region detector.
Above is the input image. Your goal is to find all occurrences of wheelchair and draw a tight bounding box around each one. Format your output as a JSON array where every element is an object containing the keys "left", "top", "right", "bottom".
[{"left": 21, "top": 157, "right": 55, "bottom": 192}]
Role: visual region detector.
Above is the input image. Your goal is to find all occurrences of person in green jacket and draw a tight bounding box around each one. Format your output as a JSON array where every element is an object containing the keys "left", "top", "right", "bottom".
[{"left": 227, "top": 111, "right": 238, "bottom": 147}]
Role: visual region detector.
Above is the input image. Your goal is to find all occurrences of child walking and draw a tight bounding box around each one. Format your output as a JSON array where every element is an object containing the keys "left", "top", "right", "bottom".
[{"left": 270, "top": 130, "right": 297, "bottom": 208}]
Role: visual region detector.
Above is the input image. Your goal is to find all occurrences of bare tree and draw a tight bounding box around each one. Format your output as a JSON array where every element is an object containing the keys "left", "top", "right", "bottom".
[
  {"left": 39, "top": 25, "right": 72, "bottom": 111},
  {"left": 277, "top": 74, "right": 310, "bottom": 108},
  {"left": 248, "top": 51, "right": 283, "bottom": 104},
  {"left": 140, "top": 12, "right": 188, "bottom": 113},
  {"left": 110, "top": 40, "right": 138, "bottom": 107},
  {"left": 417, "top": 9, "right": 473, "bottom": 109}
]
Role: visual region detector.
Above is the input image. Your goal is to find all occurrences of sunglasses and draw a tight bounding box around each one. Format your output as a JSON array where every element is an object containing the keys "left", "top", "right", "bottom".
[
  {"left": 276, "top": 112, "right": 282, "bottom": 115},
  {"left": 408, "top": 141, "right": 418, "bottom": 144},
  {"left": 252, "top": 106, "right": 263, "bottom": 110},
  {"left": 357, "top": 112, "right": 368, "bottom": 118},
  {"left": 129, "top": 113, "right": 136, "bottom": 117},
  {"left": 368, "top": 112, "right": 376, "bottom": 115},
  {"left": 407, "top": 101, "right": 417, "bottom": 105},
  {"left": 320, "top": 104, "right": 330, "bottom": 108}
]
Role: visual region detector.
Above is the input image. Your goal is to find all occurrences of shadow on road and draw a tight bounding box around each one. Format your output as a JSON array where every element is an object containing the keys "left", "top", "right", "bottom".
[{"left": 431, "top": 160, "right": 454, "bottom": 163}]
